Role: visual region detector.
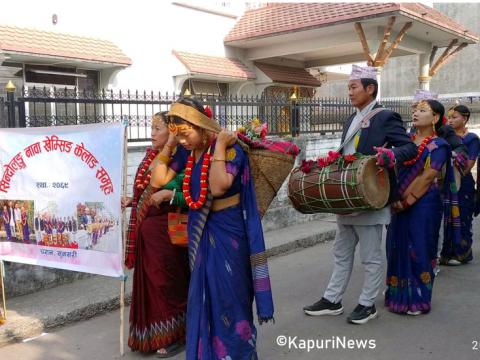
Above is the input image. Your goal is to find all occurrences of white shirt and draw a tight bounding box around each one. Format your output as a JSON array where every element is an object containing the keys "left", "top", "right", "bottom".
[
  {"left": 338, "top": 100, "right": 391, "bottom": 225},
  {"left": 14, "top": 208, "right": 21, "bottom": 222},
  {"left": 8, "top": 207, "right": 15, "bottom": 225},
  {"left": 343, "top": 100, "right": 377, "bottom": 155}
]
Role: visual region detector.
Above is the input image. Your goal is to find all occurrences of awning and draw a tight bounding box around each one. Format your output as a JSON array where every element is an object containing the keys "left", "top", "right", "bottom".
[
  {"left": 255, "top": 62, "right": 321, "bottom": 87},
  {"left": 173, "top": 50, "right": 256, "bottom": 81},
  {"left": 225, "top": 3, "right": 478, "bottom": 44},
  {"left": 0, "top": 25, "right": 131, "bottom": 68}
]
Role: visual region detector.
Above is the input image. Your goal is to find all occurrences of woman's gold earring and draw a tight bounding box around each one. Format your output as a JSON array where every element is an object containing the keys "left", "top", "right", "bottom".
[{"left": 432, "top": 122, "right": 436, "bottom": 134}]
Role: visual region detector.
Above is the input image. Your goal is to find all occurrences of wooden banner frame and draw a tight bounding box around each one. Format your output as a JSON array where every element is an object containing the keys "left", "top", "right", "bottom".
[{"left": 0, "top": 260, "right": 6, "bottom": 325}]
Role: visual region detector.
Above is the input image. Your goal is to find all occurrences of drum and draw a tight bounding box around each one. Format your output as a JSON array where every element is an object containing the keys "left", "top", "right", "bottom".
[{"left": 288, "top": 156, "right": 389, "bottom": 214}]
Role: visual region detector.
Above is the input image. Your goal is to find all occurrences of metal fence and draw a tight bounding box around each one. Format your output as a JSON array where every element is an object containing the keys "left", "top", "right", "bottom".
[{"left": 3, "top": 86, "right": 480, "bottom": 142}]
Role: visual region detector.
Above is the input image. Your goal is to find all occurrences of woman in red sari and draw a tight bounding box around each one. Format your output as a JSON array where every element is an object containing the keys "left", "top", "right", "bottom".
[{"left": 123, "top": 112, "right": 189, "bottom": 357}]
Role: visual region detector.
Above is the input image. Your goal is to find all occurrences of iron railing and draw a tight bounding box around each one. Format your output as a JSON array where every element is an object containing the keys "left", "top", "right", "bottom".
[{"left": 3, "top": 86, "right": 480, "bottom": 141}]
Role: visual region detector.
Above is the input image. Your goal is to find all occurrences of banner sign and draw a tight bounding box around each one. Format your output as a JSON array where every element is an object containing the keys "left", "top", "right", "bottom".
[{"left": 0, "top": 123, "right": 124, "bottom": 277}]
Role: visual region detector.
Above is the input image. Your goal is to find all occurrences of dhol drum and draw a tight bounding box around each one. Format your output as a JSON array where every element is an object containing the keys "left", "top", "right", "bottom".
[{"left": 288, "top": 156, "right": 390, "bottom": 214}]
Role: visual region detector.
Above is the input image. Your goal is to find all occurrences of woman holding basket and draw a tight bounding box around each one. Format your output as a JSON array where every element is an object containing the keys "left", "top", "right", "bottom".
[{"left": 151, "top": 97, "right": 274, "bottom": 360}]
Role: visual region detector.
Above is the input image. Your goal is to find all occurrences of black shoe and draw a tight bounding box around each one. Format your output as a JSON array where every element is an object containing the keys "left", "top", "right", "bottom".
[
  {"left": 303, "top": 297, "right": 344, "bottom": 316},
  {"left": 347, "top": 304, "right": 377, "bottom": 324}
]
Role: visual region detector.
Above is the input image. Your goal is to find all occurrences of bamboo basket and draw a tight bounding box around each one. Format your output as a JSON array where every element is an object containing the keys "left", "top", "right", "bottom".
[{"left": 241, "top": 143, "right": 296, "bottom": 218}]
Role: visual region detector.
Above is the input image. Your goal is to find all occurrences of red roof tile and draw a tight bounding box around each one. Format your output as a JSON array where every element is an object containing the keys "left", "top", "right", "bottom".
[
  {"left": 255, "top": 62, "right": 321, "bottom": 87},
  {"left": 225, "top": 3, "right": 478, "bottom": 43},
  {"left": 0, "top": 25, "right": 132, "bottom": 65},
  {"left": 173, "top": 50, "right": 256, "bottom": 80}
]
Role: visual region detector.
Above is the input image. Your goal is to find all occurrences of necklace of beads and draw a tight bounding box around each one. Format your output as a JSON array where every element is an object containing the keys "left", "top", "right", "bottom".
[
  {"left": 403, "top": 133, "right": 434, "bottom": 166},
  {"left": 134, "top": 149, "right": 158, "bottom": 190},
  {"left": 183, "top": 147, "right": 211, "bottom": 210}
]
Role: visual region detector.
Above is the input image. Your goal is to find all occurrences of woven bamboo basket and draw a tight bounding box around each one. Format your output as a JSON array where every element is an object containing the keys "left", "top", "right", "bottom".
[{"left": 247, "top": 148, "right": 296, "bottom": 218}]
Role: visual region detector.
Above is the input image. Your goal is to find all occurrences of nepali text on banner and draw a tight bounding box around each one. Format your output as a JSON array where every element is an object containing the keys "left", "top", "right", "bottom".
[{"left": 0, "top": 123, "right": 124, "bottom": 278}]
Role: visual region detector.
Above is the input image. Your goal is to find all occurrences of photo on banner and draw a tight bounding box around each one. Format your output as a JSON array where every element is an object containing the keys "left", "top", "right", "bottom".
[{"left": 0, "top": 123, "right": 125, "bottom": 278}]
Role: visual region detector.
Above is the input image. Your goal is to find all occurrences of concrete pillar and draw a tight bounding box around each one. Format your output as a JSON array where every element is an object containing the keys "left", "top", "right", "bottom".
[
  {"left": 418, "top": 53, "right": 431, "bottom": 90},
  {"left": 375, "top": 66, "right": 382, "bottom": 100}
]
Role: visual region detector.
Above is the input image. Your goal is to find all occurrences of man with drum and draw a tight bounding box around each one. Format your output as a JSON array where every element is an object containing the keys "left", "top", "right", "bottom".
[{"left": 303, "top": 65, "right": 416, "bottom": 324}]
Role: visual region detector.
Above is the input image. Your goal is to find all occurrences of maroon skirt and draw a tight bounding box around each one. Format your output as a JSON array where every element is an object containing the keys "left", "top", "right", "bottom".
[{"left": 128, "top": 203, "right": 190, "bottom": 352}]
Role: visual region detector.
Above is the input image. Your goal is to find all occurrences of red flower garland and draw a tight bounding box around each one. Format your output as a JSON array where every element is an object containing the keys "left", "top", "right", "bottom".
[
  {"left": 299, "top": 151, "right": 356, "bottom": 174},
  {"left": 183, "top": 147, "right": 211, "bottom": 210},
  {"left": 403, "top": 134, "right": 434, "bottom": 166},
  {"left": 343, "top": 154, "right": 357, "bottom": 163},
  {"left": 134, "top": 150, "right": 158, "bottom": 190}
]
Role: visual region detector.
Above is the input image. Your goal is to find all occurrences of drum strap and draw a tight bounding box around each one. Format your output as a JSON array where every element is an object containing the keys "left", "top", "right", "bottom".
[{"left": 337, "top": 108, "right": 385, "bottom": 153}]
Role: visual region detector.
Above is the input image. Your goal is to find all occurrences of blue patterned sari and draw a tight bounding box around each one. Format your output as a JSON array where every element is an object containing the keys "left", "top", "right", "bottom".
[
  {"left": 441, "top": 132, "right": 479, "bottom": 263},
  {"left": 385, "top": 137, "right": 460, "bottom": 313},
  {"left": 171, "top": 143, "right": 274, "bottom": 360}
]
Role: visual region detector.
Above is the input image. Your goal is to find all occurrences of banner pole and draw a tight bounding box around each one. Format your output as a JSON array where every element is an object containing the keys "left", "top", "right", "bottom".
[
  {"left": 120, "top": 276, "right": 126, "bottom": 356},
  {"left": 0, "top": 260, "right": 6, "bottom": 324},
  {"left": 120, "top": 121, "right": 129, "bottom": 356}
]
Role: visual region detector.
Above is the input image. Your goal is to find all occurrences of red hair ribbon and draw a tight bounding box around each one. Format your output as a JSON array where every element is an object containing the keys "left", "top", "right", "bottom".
[{"left": 204, "top": 105, "right": 213, "bottom": 119}]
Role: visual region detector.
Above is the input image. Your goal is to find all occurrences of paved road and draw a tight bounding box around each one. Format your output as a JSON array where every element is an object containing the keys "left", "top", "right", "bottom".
[{"left": 1, "top": 226, "right": 480, "bottom": 360}]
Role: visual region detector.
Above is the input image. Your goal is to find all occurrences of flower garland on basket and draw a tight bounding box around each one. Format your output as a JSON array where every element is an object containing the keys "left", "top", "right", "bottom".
[
  {"left": 299, "top": 151, "right": 360, "bottom": 174},
  {"left": 237, "top": 118, "right": 268, "bottom": 141}
]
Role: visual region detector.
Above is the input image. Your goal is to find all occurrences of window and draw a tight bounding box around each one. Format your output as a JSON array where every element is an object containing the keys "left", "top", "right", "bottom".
[
  {"left": 77, "top": 70, "right": 99, "bottom": 92},
  {"left": 192, "top": 80, "right": 221, "bottom": 96},
  {"left": 24, "top": 66, "right": 100, "bottom": 126}
]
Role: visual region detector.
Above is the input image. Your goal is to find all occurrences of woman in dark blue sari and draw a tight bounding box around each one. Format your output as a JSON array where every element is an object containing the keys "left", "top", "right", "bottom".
[
  {"left": 443, "top": 105, "right": 479, "bottom": 265},
  {"left": 151, "top": 97, "right": 274, "bottom": 360},
  {"left": 385, "top": 100, "right": 460, "bottom": 315}
]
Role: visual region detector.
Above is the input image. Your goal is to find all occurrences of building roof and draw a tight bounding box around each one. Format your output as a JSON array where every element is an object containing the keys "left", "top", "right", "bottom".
[
  {"left": 225, "top": 3, "right": 478, "bottom": 43},
  {"left": 255, "top": 62, "right": 321, "bottom": 87},
  {"left": 173, "top": 50, "right": 256, "bottom": 80},
  {"left": 0, "top": 25, "right": 132, "bottom": 66}
]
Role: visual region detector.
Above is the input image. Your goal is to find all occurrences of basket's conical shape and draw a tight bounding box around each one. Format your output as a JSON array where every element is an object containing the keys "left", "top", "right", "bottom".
[{"left": 248, "top": 149, "right": 295, "bottom": 218}]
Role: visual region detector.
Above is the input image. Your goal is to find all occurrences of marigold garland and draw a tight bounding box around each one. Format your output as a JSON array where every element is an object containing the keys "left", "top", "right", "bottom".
[{"left": 183, "top": 147, "right": 211, "bottom": 210}]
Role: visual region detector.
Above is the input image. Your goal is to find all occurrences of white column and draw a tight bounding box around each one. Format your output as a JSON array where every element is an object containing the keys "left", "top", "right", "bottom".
[
  {"left": 375, "top": 66, "right": 382, "bottom": 100},
  {"left": 418, "top": 53, "right": 431, "bottom": 90}
]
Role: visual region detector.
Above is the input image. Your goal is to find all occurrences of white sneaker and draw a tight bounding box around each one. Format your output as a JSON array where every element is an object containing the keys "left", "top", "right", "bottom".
[
  {"left": 407, "top": 310, "right": 422, "bottom": 316},
  {"left": 433, "top": 266, "right": 440, "bottom": 276},
  {"left": 447, "top": 259, "right": 462, "bottom": 266}
]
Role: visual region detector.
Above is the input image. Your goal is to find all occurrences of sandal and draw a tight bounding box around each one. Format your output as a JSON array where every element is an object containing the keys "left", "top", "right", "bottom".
[{"left": 156, "top": 342, "right": 185, "bottom": 358}]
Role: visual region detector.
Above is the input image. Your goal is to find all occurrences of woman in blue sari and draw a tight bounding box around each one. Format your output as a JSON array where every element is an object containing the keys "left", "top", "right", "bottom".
[
  {"left": 385, "top": 99, "right": 460, "bottom": 315},
  {"left": 151, "top": 97, "right": 274, "bottom": 360},
  {"left": 443, "top": 105, "right": 479, "bottom": 265}
]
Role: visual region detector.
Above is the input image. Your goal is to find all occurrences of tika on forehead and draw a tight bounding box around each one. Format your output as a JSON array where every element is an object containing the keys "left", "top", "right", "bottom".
[
  {"left": 413, "top": 89, "right": 438, "bottom": 103},
  {"left": 349, "top": 65, "right": 378, "bottom": 81}
]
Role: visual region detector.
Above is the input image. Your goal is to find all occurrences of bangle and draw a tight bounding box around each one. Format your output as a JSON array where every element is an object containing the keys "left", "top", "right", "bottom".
[
  {"left": 212, "top": 158, "right": 226, "bottom": 162},
  {"left": 401, "top": 199, "right": 411, "bottom": 209},
  {"left": 157, "top": 153, "right": 170, "bottom": 165}
]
